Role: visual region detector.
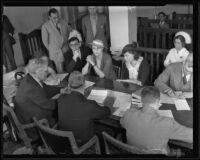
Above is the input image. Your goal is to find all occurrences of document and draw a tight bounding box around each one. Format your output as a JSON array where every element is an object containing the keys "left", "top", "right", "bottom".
[
  {"left": 158, "top": 110, "right": 174, "bottom": 118},
  {"left": 116, "top": 79, "right": 142, "bottom": 86},
  {"left": 112, "top": 91, "right": 132, "bottom": 109},
  {"left": 44, "top": 73, "right": 68, "bottom": 85},
  {"left": 87, "top": 89, "right": 108, "bottom": 104},
  {"left": 173, "top": 98, "right": 190, "bottom": 110},
  {"left": 160, "top": 93, "right": 174, "bottom": 104}
]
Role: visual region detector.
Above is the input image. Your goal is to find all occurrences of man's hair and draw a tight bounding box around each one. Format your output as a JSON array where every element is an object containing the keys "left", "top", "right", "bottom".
[
  {"left": 68, "top": 37, "right": 80, "bottom": 44},
  {"left": 48, "top": 8, "right": 58, "bottom": 16},
  {"left": 121, "top": 44, "right": 140, "bottom": 60},
  {"left": 158, "top": 12, "right": 166, "bottom": 17},
  {"left": 27, "top": 58, "right": 47, "bottom": 74},
  {"left": 141, "top": 86, "right": 160, "bottom": 105},
  {"left": 174, "top": 35, "right": 186, "bottom": 47}
]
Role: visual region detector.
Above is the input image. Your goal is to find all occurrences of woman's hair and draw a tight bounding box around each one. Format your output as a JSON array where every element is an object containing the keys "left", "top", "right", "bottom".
[
  {"left": 121, "top": 44, "right": 140, "bottom": 60},
  {"left": 173, "top": 35, "right": 186, "bottom": 47}
]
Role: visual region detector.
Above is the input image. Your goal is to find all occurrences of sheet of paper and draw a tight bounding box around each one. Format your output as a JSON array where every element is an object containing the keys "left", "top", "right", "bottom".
[
  {"left": 174, "top": 98, "right": 190, "bottom": 110},
  {"left": 160, "top": 93, "right": 174, "bottom": 104},
  {"left": 44, "top": 73, "right": 68, "bottom": 85},
  {"left": 72, "top": 80, "right": 95, "bottom": 95},
  {"left": 158, "top": 110, "right": 174, "bottom": 118},
  {"left": 112, "top": 91, "right": 132, "bottom": 109},
  {"left": 87, "top": 89, "right": 108, "bottom": 104},
  {"left": 116, "top": 79, "right": 141, "bottom": 86}
]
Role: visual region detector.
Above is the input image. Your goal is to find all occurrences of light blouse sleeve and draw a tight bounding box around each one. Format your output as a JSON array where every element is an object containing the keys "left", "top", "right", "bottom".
[{"left": 164, "top": 49, "right": 173, "bottom": 67}]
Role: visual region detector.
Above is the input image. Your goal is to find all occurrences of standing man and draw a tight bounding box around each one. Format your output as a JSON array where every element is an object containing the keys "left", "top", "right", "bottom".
[
  {"left": 82, "top": 6, "right": 110, "bottom": 49},
  {"left": 41, "top": 8, "right": 69, "bottom": 73}
]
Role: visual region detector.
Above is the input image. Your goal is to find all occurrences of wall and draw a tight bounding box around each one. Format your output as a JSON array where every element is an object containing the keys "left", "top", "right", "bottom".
[
  {"left": 4, "top": 7, "right": 49, "bottom": 66},
  {"left": 137, "top": 4, "right": 193, "bottom": 19}
]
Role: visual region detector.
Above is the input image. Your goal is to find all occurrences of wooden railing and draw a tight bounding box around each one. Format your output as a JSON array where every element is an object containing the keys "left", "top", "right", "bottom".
[
  {"left": 172, "top": 12, "right": 193, "bottom": 21},
  {"left": 137, "top": 27, "right": 193, "bottom": 49},
  {"left": 18, "top": 29, "right": 48, "bottom": 65},
  {"left": 134, "top": 47, "right": 168, "bottom": 83}
]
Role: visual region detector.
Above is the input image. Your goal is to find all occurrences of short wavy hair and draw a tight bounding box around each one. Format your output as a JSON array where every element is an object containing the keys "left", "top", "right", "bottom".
[
  {"left": 173, "top": 35, "right": 186, "bottom": 47},
  {"left": 141, "top": 86, "right": 160, "bottom": 105},
  {"left": 121, "top": 44, "right": 140, "bottom": 60}
]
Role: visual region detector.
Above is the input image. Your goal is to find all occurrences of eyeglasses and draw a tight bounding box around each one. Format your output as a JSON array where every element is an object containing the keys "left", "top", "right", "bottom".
[{"left": 69, "top": 43, "right": 80, "bottom": 47}]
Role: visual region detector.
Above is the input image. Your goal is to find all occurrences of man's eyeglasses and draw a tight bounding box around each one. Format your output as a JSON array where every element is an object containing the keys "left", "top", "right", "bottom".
[{"left": 69, "top": 43, "right": 80, "bottom": 47}]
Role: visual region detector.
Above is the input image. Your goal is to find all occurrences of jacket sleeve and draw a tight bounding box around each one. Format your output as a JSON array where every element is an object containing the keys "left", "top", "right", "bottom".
[
  {"left": 81, "top": 18, "right": 86, "bottom": 41},
  {"left": 138, "top": 59, "right": 150, "bottom": 85},
  {"left": 169, "top": 119, "right": 193, "bottom": 143},
  {"left": 63, "top": 51, "right": 76, "bottom": 73},
  {"left": 103, "top": 15, "right": 109, "bottom": 41},
  {"left": 154, "top": 65, "right": 173, "bottom": 93},
  {"left": 41, "top": 25, "right": 49, "bottom": 51},
  {"left": 27, "top": 87, "right": 56, "bottom": 111}
]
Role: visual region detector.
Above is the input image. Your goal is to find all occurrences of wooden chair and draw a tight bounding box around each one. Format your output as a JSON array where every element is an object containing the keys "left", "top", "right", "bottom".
[
  {"left": 102, "top": 131, "right": 167, "bottom": 156},
  {"left": 113, "top": 65, "right": 121, "bottom": 79},
  {"left": 18, "top": 29, "right": 48, "bottom": 65},
  {"left": 33, "top": 117, "right": 101, "bottom": 154},
  {"left": 3, "top": 103, "right": 45, "bottom": 148}
]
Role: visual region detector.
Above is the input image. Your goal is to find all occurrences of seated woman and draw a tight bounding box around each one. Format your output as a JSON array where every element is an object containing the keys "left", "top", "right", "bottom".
[
  {"left": 164, "top": 35, "right": 189, "bottom": 67},
  {"left": 120, "top": 44, "right": 150, "bottom": 86},
  {"left": 82, "top": 39, "right": 116, "bottom": 80}
]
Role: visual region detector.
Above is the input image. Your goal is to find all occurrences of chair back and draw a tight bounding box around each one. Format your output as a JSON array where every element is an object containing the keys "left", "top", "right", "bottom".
[
  {"left": 14, "top": 71, "right": 26, "bottom": 87},
  {"left": 102, "top": 131, "right": 167, "bottom": 155},
  {"left": 33, "top": 117, "right": 78, "bottom": 154},
  {"left": 3, "top": 103, "right": 32, "bottom": 148},
  {"left": 18, "top": 29, "right": 48, "bottom": 65}
]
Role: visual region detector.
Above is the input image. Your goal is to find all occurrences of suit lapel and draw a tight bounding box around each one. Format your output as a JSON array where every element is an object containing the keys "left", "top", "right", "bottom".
[{"left": 95, "top": 15, "right": 100, "bottom": 38}]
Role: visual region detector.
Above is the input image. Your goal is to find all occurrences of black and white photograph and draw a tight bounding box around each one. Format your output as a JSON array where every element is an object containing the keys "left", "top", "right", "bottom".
[{"left": 2, "top": 3, "right": 198, "bottom": 158}]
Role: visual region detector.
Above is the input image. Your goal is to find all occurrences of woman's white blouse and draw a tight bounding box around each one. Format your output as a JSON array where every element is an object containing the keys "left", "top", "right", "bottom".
[
  {"left": 164, "top": 47, "right": 189, "bottom": 67},
  {"left": 126, "top": 57, "right": 143, "bottom": 80}
]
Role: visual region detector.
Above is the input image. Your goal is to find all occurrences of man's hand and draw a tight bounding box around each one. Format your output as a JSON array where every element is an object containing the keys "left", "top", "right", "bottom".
[
  {"left": 86, "top": 55, "right": 95, "bottom": 66},
  {"left": 182, "top": 92, "right": 193, "bottom": 98},
  {"left": 167, "top": 90, "right": 185, "bottom": 99}
]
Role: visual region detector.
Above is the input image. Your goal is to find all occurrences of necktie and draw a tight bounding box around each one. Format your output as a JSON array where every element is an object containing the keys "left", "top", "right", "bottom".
[
  {"left": 56, "top": 24, "right": 61, "bottom": 33},
  {"left": 183, "top": 74, "right": 187, "bottom": 84}
]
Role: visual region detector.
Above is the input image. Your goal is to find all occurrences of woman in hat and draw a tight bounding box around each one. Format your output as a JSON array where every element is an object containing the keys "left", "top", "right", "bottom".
[
  {"left": 164, "top": 35, "right": 189, "bottom": 67},
  {"left": 120, "top": 44, "right": 150, "bottom": 86},
  {"left": 82, "top": 39, "right": 116, "bottom": 80}
]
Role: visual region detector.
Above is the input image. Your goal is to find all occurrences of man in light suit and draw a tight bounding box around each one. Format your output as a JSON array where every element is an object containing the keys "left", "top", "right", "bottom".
[
  {"left": 41, "top": 8, "right": 70, "bottom": 73},
  {"left": 120, "top": 86, "right": 193, "bottom": 155},
  {"left": 82, "top": 6, "right": 110, "bottom": 48},
  {"left": 154, "top": 52, "right": 193, "bottom": 99}
]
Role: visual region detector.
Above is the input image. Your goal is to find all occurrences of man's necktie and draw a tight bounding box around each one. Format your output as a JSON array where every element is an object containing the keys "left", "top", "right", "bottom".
[
  {"left": 183, "top": 74, "right": 187, "bottom": 84},
  {"left": 56, "top": 24, "right": 61, "bottom": 33}
]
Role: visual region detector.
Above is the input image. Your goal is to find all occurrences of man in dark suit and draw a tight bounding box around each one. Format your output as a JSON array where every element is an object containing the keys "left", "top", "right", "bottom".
[
  {"left": 82, "top": 6, "right": 109, "bottom": 48},
  {"left": 14, "top": 58, "right": 65, "bottom": 140},
  {"left": 57, "top": 71, "right": 110, "bottom": 145},
  {"left": 63, "top": 37, "right": 93, "bottom": 73}
]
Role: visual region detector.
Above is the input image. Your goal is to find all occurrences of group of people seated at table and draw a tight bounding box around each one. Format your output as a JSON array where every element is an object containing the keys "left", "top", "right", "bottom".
[{"left": 10, "top": 20, "right": 193, "bottom": 155}]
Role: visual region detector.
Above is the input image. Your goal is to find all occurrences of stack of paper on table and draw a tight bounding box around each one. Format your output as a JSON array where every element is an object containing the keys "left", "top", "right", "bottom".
[
  {"left": 87, "top": 89, "right": 108, "bottom": 104},
  {"left": 160, "top": 93, "right": 174, "bottom": 104},
  {"left": 44, "top": 73, "right": 68, "bottom": 85},
  {"left": 173, "top": 98, "right": 190, "bottom": 110},
  {"left": 113, "top": 106, "right": 130, "bottom": 117},
  {"left": 112, "top": 91, "right": 132, "bottom": 108},
  {"left": 73, "top": 81, "right": 95, "bottom": 95}
]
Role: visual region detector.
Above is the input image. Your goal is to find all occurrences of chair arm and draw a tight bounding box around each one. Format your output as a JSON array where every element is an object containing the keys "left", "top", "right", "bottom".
[
  {"left": 75, "top": 135, "right": 100, "bottom": 154},
  {"left": 23, "top": 118, "right": 49, "bottom": 129}
]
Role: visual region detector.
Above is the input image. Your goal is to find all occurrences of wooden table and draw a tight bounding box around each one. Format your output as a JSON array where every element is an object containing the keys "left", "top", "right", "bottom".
[{"left": 79, "top": 75, "right": 193, "bottom": 150}]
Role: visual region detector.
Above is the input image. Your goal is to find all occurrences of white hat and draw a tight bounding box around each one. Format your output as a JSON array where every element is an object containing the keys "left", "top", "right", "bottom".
[
  {"left": 175, "top": 31, "right": 192, "bottom": 44},
  {"left": 89, "top": 39, "right": 106, "bottom": 49}
]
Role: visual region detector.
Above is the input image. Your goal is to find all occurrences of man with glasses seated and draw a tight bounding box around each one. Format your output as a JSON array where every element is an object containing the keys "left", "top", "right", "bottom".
[
  {"left": 120, "top": 86, "right": 193, "bottom": 155},
  {"left": 63, "top": 36, "right": 93, "bottom": 73}
]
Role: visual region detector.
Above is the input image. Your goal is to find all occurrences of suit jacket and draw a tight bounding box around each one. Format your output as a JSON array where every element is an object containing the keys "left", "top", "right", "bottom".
[
  {"left": 58, "top": 91, "right": 110, "bottom": 145},
  {"left": 154, "top": 62, "right": 193, "bottom": 93},
  {"left": 88, "top": 53, "right": 116, "bottom": 80},
  {"left": 121, "top": 58, "right": 150, "bottom": 85},
  {"left": 14, "top": 74, "right": 60, "bottom": 139},
  {"left": 120, "top": 107, "right": 193, "bottom": 153},
  {"left": 82, "top": 14, "right": 109, "bottom": 48},
  {"left": 63, "top": 45, "right": 93, "bottom": 73},
  {"left": 41, "top": 19, "right": 69, "bottom": 62}
]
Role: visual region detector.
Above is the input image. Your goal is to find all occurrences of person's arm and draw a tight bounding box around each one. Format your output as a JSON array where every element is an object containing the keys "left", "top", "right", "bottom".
[
  {"left": 41, "top": 25, "right": 49, "bottom": 51},
  {"left": 169, "top": 119, "right": 193, "bottom": 143},
  {"left": 82, "top": 62, "right": 90, "bottom": 75},
  {"left": 154, "top": 65, "right": 172, "bottom": 93},
  {"left": 103, "top": 15, "right": 110, "bottom": 42},
  {"left": 164, "top": 50, "right": 172, "bottom": 67},
  {"left": 138, "top": 59, "right": 150, "bottom": 85},
  {"left": 81, "top": 18, "right": 86, "bottom": 41}
]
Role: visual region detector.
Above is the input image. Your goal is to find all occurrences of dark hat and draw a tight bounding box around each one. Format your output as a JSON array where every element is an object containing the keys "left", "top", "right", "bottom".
[{"left": 68, "top": 71, "right": 85, "bottom": 89}]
